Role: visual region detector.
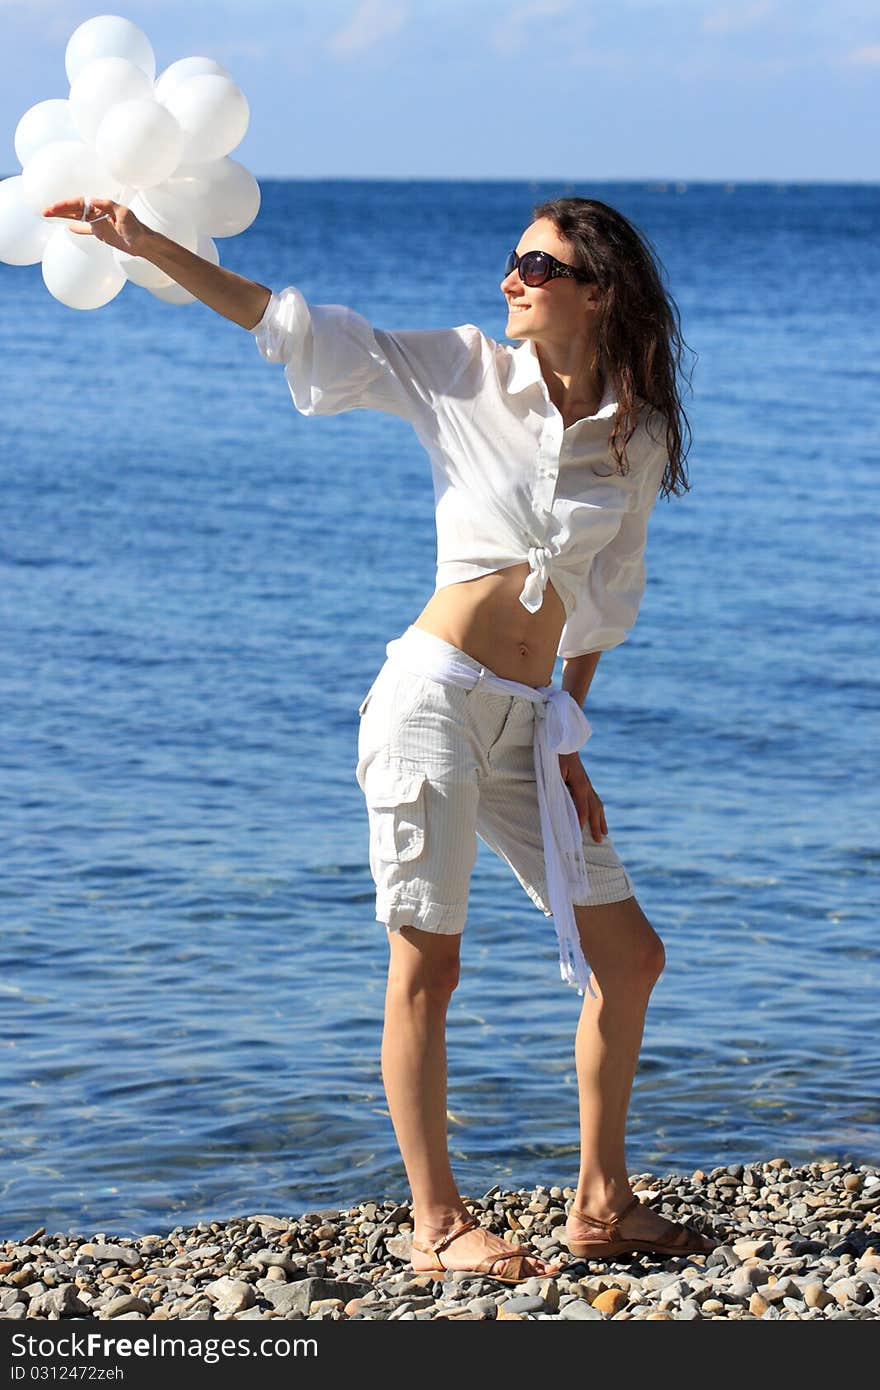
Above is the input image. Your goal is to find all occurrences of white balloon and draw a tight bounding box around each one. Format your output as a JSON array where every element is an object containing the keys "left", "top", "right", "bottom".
[
  {"left": 41, "top": 222, "right": 127, "bottom": 309},
  {"left": 0, "top": 175, "right": 52, "bottom": 265},
  {"left": 126, "top": 182, "right": 185, "bottom": 226},
  {"left": 14, "top": 99, "right": 78, "bottom": 168},
  {"left": 21, "top": 139, "right": 126, "bottom": 214},
  {"left": 69, "top": 56, "right": 153, "bottom": 146},
  {"left": 135, "top": 170, "right": 207, "bottom": 228},
  {"left": 10, "top": 21, "right": 257, "bottom": 311},
  {"left": 112, "top": 188, "right": 197, "bottom": 288},
  {"left": 147, "top": 233, "right": 219, "bottom": 304},
  {"left": 129, "top": 190, "right": 199, "bottom": 253},
  {"left": 197, "top": 232, "right": 220, "bottom": 265},
  {"left": 112, "top": 244, "right": 173, "bottom": 290},
  {"left": 154, "top": 56, "right": 230, "bottom": 105},
  {"left": 161, "top": 74, "right": 249, "bottom": 163},
  {"left": 95, "top": 98, "right": 184, "bottom": 188},
  {"left": 148, "top": 280, "right": 194, "bottom": 304},
  {"left": 156, "top": 157, "right": 261, "bottom": 237},
  {"left": 65, "top": 15, "right": 156, "bottom": 86}
]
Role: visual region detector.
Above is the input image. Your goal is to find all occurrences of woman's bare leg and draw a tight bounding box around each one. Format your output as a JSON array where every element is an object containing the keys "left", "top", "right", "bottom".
[
  {"left": 382, "top": 923, "right": 560, "bottom": 1276},
  {"left": 567, "top": 896, "right": 714, "bottom": 1248},
  {"left": 381, "top": 924, "right": 463, "bottom": 1218}
]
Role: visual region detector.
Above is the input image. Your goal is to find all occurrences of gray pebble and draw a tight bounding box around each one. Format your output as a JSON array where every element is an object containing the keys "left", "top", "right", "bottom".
[
  {"left": 27, "top": 1284, "right": 90, "bottom": 1319},
  {"left": 829, "top": 1278, "right": 873, "bottom": 1305},
  {"left": 706, "top": 1245, "right": 740, "bottom": 1269},
  {"left": 560, "top": 1300, "right": 605, "bottom": 1320},
  {"left": 677, "top": 1299, "right": 703, "bottom": 1319},
  {"left": 658, "top": 1278, "right": 693, "bottom": 1305},
  {"left": 250, "top": 1249, "right": 298, "bottom": 1273},
  {"left": 498, "top": 1294, "right": 549, "bottom": 1315},
  {"left": 467, "top": 1295, "right": 503, "bottom": 1316},
  {"left": 78, "top": 1243, "right": 141, "bottom": 1267},
  {"left": 204, "top": 1277, "right": 255, "bottom": 1314},
  {"left": 100, "top": 1294, "right": 152, "bottom": 1319}
]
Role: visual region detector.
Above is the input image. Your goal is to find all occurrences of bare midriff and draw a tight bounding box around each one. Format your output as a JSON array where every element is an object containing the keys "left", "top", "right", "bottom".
[{"left": 412, "top": 562, "right": 567, "bottom": 688}]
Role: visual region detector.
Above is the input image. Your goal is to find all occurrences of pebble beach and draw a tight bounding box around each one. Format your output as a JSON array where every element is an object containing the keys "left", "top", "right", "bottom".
[{"left": 2, "top": 1159, "right": 878, "bottom": 1322}]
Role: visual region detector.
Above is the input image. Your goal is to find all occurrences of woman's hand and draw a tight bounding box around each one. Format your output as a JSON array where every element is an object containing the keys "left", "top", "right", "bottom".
[
  {"left": 41, "top": 197, "right": 148, "bottom": 257},
  {"left": 40, "top": 197, "right": 271, "bottom": 328},
  {"left": 559, "top": 751, "right": 607, "bottom": 842}
]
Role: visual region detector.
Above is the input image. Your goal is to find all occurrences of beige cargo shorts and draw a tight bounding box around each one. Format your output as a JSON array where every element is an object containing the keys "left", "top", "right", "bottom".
[{"left": 355, "top": 635, "right": 636, "bottom": 936}]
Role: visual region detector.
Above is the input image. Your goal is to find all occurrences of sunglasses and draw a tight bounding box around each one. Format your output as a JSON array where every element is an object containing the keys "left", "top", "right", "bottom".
[{"left": 504, "top": 248, "right": 591, "bottom": 287}]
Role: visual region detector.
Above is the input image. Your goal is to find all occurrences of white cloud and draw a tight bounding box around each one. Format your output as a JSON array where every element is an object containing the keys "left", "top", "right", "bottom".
[
  {"left": 844, "top": 43, "right": 880, "bottom": 66},
  {"left": 327, "top": 0, "right": 409, "bottom": 58},
  {"left": 701, "top": 1, "right": 775, "bottom": 35},
  {"left": 491, "top": 0, "right": 575, "bottom": 57}
]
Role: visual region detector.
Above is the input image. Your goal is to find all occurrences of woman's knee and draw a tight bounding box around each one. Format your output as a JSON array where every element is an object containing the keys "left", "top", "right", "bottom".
[
  {"left": 600, "top": 931, "right": 664, "bottom": 994},
  {"left": 575, "top": 897, "right": 665, "bottom": 991},
  {"left": 642, "top": 925, "right": 666, "bottom": 984},
  {"left": 621, "top": 909, "right": 665, "bottom": 987},
  {"left": 386, "top": 923, "right": 462, "bottom": 1001}
]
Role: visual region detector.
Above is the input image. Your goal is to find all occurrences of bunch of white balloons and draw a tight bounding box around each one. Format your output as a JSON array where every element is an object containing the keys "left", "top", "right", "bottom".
[{"left": 0, "top": 13, "right": 260, "bottom": 309}]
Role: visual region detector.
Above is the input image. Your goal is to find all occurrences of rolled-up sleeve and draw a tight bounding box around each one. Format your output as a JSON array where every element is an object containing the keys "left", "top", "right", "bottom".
[
  {"left": 557, "top": 440, "right": 668, "bottom": 660},
  {"left": 252, "top": 285, "right": 479, "bottom": 425}
]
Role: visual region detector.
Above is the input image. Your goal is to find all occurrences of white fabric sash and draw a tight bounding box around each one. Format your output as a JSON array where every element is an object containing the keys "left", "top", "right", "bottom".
[{"left": 383, "top": 626, "right": 597, "bottom": 996}]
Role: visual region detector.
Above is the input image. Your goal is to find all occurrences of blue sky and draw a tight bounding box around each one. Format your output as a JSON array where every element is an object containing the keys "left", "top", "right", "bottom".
[{"left": 2, "top": 0, "right": 877, "bottom": 180}]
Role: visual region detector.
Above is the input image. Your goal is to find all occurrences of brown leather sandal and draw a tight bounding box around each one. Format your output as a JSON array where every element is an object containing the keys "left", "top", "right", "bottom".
[
  {"left": 411, "top": 1213, "right": 540, "bottom": 1285},
  {"left": 566, "top": 1194, "right": 716, "bottom": 1260}
]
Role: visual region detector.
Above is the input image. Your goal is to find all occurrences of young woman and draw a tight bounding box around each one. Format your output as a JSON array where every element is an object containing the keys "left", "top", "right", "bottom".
[{"left": 43, "top": 192, "right": 718, "bottom": 1284}]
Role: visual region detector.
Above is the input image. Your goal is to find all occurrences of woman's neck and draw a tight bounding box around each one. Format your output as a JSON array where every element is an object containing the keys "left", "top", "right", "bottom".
[{"left": 535, "top": 336, "right": 605, "bottom": 419}]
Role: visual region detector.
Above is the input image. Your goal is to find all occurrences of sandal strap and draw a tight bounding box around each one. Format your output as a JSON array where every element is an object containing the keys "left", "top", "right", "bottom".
[
  {"left": 476, "top": 1251, "right": 527, "bottom": 1278},
  {"left": 409, "top": 1242, "right": 444, "bottom": 1271},
  {"left": 415, "top": 1213, "right": 478, "bottom": 1258},
  {"left": 568, "top": 1192, "right": 641, "bottom": 1234}
]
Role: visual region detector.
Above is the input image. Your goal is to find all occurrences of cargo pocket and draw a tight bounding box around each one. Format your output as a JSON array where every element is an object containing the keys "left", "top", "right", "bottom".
[
  {"left": 486, "top": 696, "right": 518, "bottom": 766},
  {"left": 366, "top": 764, "right": 428, "bottom": 863}
]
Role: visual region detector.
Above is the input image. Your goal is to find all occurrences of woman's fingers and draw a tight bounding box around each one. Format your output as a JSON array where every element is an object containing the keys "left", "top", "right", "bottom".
[
  {"left": 41, "top": 198, "right": 129, "bottom": 247},
  {"left": 589, "top": 782, "right": 608, "bottom": 841},
  {"left": 66, "top": 214, "right": 113, "bottom": 235},
  {"left": 41, "top": 197, "right": 113, "bottom": 222},
  {"left": 573, "top": 783, "right": 594, "bottom": 836},
  {"left": 584, "top": 784, "right": 605, "bottom": 842},
  {"left": 559, "top": 752, "right": 607, "bottom": 840},
  {"left": 42, "top": 199, "right": 87, "bottom": 220}
]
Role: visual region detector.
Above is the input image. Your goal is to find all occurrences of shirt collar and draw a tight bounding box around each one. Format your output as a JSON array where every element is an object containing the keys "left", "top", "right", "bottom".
[{"left": 505, "top": 339, "right": 619, "bottom": 420}]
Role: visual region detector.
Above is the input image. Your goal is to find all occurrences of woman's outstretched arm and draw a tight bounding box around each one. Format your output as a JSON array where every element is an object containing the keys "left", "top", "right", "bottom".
[
  {"left": 138, "top": 227, "right": 271, "bottom": 330},
  {"left": 42, "top": 196, "right": 480, "bottom": 425},
  {"left": 41, "top": 196, "right": 272, "bottom": 330}
]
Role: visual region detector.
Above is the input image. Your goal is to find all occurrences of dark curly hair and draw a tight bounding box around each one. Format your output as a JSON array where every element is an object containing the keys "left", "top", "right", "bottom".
[{"left": 532, "top": 196, "right": 694, "bottom": 499}]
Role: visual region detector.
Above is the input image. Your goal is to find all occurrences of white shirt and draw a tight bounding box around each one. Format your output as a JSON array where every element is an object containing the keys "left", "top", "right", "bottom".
[{"left": 251, "top": 286, "right": 669, "bottom": 659}]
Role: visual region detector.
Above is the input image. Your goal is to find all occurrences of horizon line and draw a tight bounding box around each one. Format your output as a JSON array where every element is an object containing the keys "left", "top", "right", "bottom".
[
  {"left": 227, "top": 174, "right": 880, "bottom": 186},
  {"left": 2, "top": 174, "right": 878, "bottom": 188}
]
